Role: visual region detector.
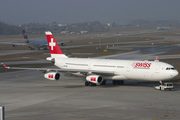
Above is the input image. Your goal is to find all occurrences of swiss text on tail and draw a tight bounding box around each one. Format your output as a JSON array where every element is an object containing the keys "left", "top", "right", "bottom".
[{"left": 45, "top": 31, "right": 67, "bottom": 58}]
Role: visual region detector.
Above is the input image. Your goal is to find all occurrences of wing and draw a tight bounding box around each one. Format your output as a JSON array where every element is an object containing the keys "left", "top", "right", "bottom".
[
  {"left": 57, "top": 40, "right": 73, "bottom": 44},
  {"left": 0, "top": 42, "right": 26, "bottom": 45},
  {"left": 1, "top": 63, "right": 115, "bottom": 76},
  {"left": 45, "top": 40, "right": 72, "bottom": 46},
  {"left": 0, "top": 42, "right": 26, "bottom": 46}
]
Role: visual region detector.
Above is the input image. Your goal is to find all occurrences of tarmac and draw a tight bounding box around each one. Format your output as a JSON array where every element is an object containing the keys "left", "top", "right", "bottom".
[
  {"left": 0, "top": 70, "right": 180, "bottom": 120},
  {"left": 1, "top": 30, "right": 180, "bottom": 120}
]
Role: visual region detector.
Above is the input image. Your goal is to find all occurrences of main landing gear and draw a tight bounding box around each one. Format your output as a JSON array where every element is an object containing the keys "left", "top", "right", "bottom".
[
  {"left": 101, "top": 80, "right": 106, "bottom": 85},
  {"left": 85, "top": 81, "right": 96, "bottom": 86},
  {"left": 159, "top": 80, "right": 164, "bottom": 85},
  {"left": 112, "top": 80, "right": 124, "bottom": 85},
  {"left": 28, "top": 46, "right": 34, "bottom": 50},
  {"left": 85, "top": 80, "right": 124, "bottom": 86}
]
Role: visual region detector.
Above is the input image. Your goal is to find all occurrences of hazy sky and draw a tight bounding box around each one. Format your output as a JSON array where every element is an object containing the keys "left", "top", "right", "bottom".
[{"left": 0, "top": 0, "right": 180, "bottom": 25}]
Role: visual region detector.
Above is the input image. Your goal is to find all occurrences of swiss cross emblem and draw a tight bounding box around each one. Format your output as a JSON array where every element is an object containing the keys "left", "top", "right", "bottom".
[
  {"left": 49, "top": 38, "right": 56, "bottom": 50},
  {"left": 48, "top": 74, "right": 53, "bottom": 78},
  {"left": 91, "top": 77, "right": 96, "bottom": 81}
]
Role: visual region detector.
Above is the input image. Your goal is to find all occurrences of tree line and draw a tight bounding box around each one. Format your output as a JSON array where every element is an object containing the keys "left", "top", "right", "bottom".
[
  {"left": 0, "top": 21, "right": 22, "bottom": 35},
  {"left": 0, "top": 21, "right": 114, "bottom": 35}
]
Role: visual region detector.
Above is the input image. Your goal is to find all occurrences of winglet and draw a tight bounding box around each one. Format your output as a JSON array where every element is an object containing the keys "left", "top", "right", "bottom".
[{"left": 1, "top": 63, "right": 10, "bottom": 69}]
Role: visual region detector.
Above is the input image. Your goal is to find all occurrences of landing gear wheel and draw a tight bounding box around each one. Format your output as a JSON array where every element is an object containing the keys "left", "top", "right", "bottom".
[
  {"left": 113, "top": 80, "right": 117, "bottom": 85},
  {"left": 90, "top": 83, "right": 96, "bottom": 86},
  {"left": 85, "top": 81, "right": 89, "bottom": 86},
  {"left": 117, "top": 81, "right": 121, "bottom": 85},
  {"left": 120, "top": 80, "right": 124, "bottom": 85},
  {"left": 101, "top": 80, "right": 106, "bottom": 85},
  {"left": 113, "top": 80, "right": 124, "bottom": 85},
  {"left": 30, "top": 47, "right": 34, "bottom": 50}
]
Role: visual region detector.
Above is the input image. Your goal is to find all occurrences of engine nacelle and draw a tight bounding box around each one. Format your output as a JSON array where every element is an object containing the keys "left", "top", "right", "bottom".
[
  {"left": 12, "top": 44, "right": 17, "bottom": 47},
  {"left": 44, "top": 72, "right": 60, "bottom": 80},
  {"left": 61, "top": 43, "right": 66, "bottom": 46},
  {"left": 86, "top": 75, "right": 103, "bottom": 84}
]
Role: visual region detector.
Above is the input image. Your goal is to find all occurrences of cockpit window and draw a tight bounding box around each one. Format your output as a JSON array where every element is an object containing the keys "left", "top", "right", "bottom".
[
  {"left": 167, "top": 84, "right": 173, "bottom": 86},
  {"left": 166, "top": 67, "right": 175, "bottom": 70}
]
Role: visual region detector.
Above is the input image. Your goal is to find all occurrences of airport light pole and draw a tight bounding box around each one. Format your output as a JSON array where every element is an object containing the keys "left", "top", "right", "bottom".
[
  {"left": 99, "top": 33, "right": 101, "bottom": 48},
  {"left": 117, "top": 32, "right": 119, "bottom": 46}
]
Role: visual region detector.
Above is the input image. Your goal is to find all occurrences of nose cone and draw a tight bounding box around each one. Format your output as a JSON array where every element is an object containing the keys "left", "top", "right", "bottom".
[
  {"left": 163, "top": 69, "right": 179, "bottom": 81},
  {"left": 171, "top": 70, "right": 179, "bottom": 78},
  {"left": 175, "top": 70, "right": 179, "bottom": 76}
]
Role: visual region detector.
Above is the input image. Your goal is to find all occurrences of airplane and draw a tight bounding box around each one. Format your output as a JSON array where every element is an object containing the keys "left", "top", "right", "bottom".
[
  {"left": 157, "top": 24, "right": 171, "bottom": 30},
  {"left": 12, "top": 30, "right": 72, "bottom": 50},
  {"left": 1, "top": 31, "right": 179, "bottom": 86}
]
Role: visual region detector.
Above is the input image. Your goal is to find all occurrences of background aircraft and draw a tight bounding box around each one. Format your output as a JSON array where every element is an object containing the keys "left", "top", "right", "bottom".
[
  {"left": 157, "top": 24, "right": 171, "bottom": 30},
  {"left": 2, "top": 31, "right": 179, "bottom": 86},
  {"left": 12, "top": 30, "right": 72, "bottom": 50}
]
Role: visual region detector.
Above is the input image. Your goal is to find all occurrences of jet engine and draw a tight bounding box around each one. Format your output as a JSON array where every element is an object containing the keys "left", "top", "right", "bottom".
[
  {"left": 12, "top": 44, "right": 17, "bottom": 47},
  {"left": 61, "top": 43, "right": 66, "bottom": 46},
  {"left": 86, "top": 75, "right": 103, "bottom": 84},
  {"left": 44, "top": 72, "right": 60, "bottom": 80}
]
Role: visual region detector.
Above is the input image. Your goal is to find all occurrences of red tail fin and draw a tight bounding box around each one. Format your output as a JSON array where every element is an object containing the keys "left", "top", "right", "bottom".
[
  {"left": 23, "top": 30, "right": 28, "bottom": 39},
  {"left": 1, "top": 63, "right": 10, "bottom": 69},
  {"left": 45, "top": 31, "right": 67, "bottom": 58},
  {"left": 155, "top": 56, "right": 159, "bottom": 62}
]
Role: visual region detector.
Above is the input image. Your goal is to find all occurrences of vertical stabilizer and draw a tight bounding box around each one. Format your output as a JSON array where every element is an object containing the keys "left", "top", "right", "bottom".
[
  {"left": 45, "top": 31, "right": 67, "bottom": 58},
  {"left": 23, "top": 30, "right": 28, "bottom": 39},
  {"left": 23, "top": 30, "right": 29, "bottom": 43},
  {"left": 154, "top": 56, "right": 159, "bottom": 62}
]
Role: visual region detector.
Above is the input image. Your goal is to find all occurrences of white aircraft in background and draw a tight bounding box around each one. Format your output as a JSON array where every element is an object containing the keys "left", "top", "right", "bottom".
[
  {"left": 12, "top": 30, "right": 72, "bottom": 50},
  {"left": 157, "top": 24, "right": 171, "bottom": 30},
  {"left": 2, "top": 31, "right": 179, "bottom": 86}
]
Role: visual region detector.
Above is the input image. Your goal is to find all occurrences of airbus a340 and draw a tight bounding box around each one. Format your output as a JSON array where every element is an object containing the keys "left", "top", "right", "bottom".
[
  {"left": 12, "top": 30, "right": 72, "bottom": 50},
  {"left": 2, "top": 31, "right": 179, "bottom": 86}
]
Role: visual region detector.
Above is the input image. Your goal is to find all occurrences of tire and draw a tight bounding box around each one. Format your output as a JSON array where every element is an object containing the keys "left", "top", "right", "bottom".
[
  {"left": 117, "top": 81, "right": 121, "bottom": 85},
  {"left": 120, "top": 80, "right": 124, "bottom": 85},
  {"left": 85, "top": 81, "right": 89, "bottom": 86},
  {"left": 91, "top": 83, "right": 96, "bottom": 86},
  {"left": 101, "top": 80, "right": 106, "bottom": 85},
  {"left": 113, "top": 80, "right": 117, "bottom": 85}
]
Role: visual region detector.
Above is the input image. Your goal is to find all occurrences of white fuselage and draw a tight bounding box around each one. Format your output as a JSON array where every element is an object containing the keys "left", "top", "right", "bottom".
[
  {"left": 157, "top": 26, "right": 170, "bottom": 30},
  {"left": 25, "top": 39, "right": 47, "bottom": 48},
  {"left": 54, "top": 58, "right": 178, "bottom": 81}
]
